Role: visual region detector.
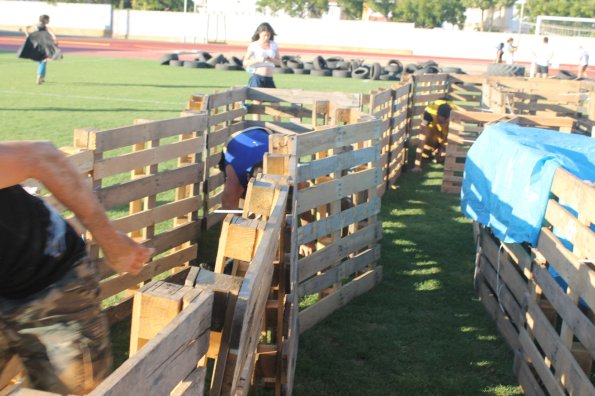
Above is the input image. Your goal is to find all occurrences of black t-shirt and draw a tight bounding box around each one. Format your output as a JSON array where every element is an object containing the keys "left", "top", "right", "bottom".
[{"left": 0, "top": 185, "right": 86, "bottom": 298}]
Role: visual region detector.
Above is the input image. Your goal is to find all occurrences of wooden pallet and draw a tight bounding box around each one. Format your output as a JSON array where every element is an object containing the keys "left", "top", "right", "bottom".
[{"left": 474, "top": 168, "right": 595, "bottom": 395}]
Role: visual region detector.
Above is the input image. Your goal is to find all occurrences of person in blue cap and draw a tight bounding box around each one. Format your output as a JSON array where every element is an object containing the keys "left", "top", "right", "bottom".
[{"left": 221, "top": 127, "right": 271, "bottom": 209}]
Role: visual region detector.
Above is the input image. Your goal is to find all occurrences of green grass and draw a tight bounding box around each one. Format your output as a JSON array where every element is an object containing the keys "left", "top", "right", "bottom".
[{"left": 0, "top": 52, "right": 520, "bottom": 395}]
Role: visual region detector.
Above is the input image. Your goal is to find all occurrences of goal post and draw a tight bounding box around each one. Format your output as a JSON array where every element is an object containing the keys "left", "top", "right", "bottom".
[{"left": 535, "top": 15, "right": 595, "bottom": 38}]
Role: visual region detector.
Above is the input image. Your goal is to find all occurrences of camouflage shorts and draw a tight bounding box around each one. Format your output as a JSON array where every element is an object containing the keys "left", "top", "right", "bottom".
[{"left": 0, "top": 256, "right": 112, "bottom": 394}]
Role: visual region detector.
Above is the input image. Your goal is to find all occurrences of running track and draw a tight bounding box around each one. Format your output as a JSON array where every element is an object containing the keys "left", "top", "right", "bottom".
[{"left": 0, "top": 31, "right": 591, "bottom": 76}]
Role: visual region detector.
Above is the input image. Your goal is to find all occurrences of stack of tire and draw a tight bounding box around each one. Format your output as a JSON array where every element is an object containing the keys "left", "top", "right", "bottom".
[
  {"left": 159, "top": 52, "right": 243, "bottom": 70},
  {"left": 485, "top": 63, "right": 525, "bottom": 77}
]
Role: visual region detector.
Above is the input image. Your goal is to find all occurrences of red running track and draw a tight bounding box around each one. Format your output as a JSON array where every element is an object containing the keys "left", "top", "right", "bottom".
[{"left": 0, "top": 31, "right": 591, "bottom": 76}]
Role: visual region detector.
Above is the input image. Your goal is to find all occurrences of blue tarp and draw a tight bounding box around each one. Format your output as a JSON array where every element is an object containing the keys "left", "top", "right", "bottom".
[{"left": 460, "top": 123, "right": 595, "bottom": 246}]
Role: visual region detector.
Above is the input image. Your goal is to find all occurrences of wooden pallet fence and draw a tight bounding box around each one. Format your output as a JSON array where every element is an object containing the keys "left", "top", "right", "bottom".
[
  {"left": 447, "top": 74, "right": 485, "bottom": 111},
  {"left": 185, "top": 87, "right": 364, "bottom": 230},
  {"left": 473, "top": 168, "right": 594, "bottom": 395},
  {"left": 405, "top": 73, "right": 449, "bottom": 148},
  {"left": 366, "top": 84, "right": 411, "bottom": 195},
  {"left": 442, "top": 111, "right": 575, "bottom": 194},
  {"left": 268, "top": 108, "right": 384, "bottom": 334},
  {"left": 387, "top": 83, "right": 411, "bottom": 187},
  {"left": 482, "top": 77, "right": 595, "bottom": 119}
]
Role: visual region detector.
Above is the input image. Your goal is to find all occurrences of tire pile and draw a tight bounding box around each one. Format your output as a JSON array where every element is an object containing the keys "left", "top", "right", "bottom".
[{"left": 159, "top": 52, "right": 466, "bottom": 80}]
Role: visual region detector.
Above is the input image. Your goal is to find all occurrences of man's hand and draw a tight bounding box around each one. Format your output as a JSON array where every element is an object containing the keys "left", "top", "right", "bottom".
[
  {"left": 299, "top": 241, "right": 316, "bottom": 257},
  {"left": 102, "top": 232, "right": 154, "bottom": 275}
]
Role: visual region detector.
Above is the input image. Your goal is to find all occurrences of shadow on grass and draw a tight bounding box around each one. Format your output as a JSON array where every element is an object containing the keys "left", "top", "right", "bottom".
[
  {"left": 292, "top": 163, "right": 522, "bottom": 396},
  {"left": 2, "top": 107, "right": 178, "bottom": 113}
]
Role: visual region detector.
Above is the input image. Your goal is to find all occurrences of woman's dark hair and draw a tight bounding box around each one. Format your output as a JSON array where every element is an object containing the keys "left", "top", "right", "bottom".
[{"left": 251, "top": 22, "right": 276, "bottom": 42}]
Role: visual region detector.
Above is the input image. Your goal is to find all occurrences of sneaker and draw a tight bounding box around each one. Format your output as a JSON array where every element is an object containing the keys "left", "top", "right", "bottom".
[{"left": 36, "top": 77, "right": 45, "bottom": 85}]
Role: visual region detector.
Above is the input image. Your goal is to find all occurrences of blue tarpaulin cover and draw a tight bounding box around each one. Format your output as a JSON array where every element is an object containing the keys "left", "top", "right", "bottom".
[{"left": 460, "top": 123, "right": 595, "bottom": 246}]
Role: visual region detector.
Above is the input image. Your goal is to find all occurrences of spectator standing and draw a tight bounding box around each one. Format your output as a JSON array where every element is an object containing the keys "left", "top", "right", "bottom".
[
  {"left": 533, "top": 36, "right": 554, "bottom": 78},
  {"left": 577, "top": 46, "right": 589, "bottom": 79},
  {"left": 503, "top": 38, "right": 517, "bottom": 65},
  {"left": 243, "top": 22, "right": 281, "bottom": 88},
  {"left": 495, "top": 42, "right": 504, "bottom": 63}
]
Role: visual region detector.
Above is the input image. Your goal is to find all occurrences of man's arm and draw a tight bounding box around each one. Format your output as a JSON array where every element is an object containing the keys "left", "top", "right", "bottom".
[{"left": 0, "top": 141, "right": 154, "bottom": 274}]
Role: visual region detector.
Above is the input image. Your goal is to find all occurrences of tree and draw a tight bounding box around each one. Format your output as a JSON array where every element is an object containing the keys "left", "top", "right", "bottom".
[
  {"left": 336, "top": 0, "right": 364, "bottom": 19},
  {"left": 256, "top": 0, "right": 329, "bottom": 18},
  {"left": 524, "top": 0, "right": 595, "bottom": 20},
  {"left": 393, "top": 0, "right": 466, "bottom": 29},
  {"left": 463, "top": 0, "right": 515, "bottom": 31},
  {"left": 367, "top": 0, "right": 395, "bottom": 19}
]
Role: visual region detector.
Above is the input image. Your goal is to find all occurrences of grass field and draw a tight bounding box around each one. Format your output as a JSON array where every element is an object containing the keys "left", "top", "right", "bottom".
[{"left": 1, "top": 52, "right": 521, "bottom": 395}]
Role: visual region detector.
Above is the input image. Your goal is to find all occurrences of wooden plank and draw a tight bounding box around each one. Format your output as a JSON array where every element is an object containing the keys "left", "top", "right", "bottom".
[
  {"left": 549, "top": 168, "right": 595, "bottom": 223},
  {"left": 297, "top": 168, "right": 380, "bottom": 213},
  {"left": 170, "top": 367, "right": 206, "bottom": 396},
  {"left": 111, "top": 197, "right": 201, "bottom": 234},
  {"left": 524, "top": 298, "right": 595, "bottom": 396},
  {"left": 247, "top": 88, "right": 362, "bottom": 108},
  {"left": 96, "top": 164, "right": 203, "bottom": 209},
  {"left": 537, "top": 228, "right": 595, "bottom": 310},
  {"left": 129, "top": 281, "right": 192, "bottom": 355},
  {"left": 297, "top": 222, "right": 382, "bottom": 282},
  {"left": 203, "top": 87, "right": 248, "bottom": 109},
  {"left": 298, "top": 246, "right": 380, "bottom": 297},
  {"left": 299, "top": 267, "right": 382, "bottom": 334},
  {"left": 99, "top": 244, "right": 197, "bottom": 299},
  {"left": 296, "top": 144, "right": 380, "bottom": 182},
  {"left": 93, "top": 137, "right": 204, "bottom": 179},
  {"left": 298, "top": 198, "right": 381, "bottom": 245},
  {"left": 531, "top": 262, "right": 595, "bottom": 358},
  {"left": 208, "top": 109, "right": 246, "bottom": 128},
  {"left": 294, "top": 120, "right": 380, "bottom": 157},
  {"left": 89, "top": 290, "right": 213, "bottom": 396},
  {"left": 93, "top": 115, "right": 208, "bottom": 152},
  {"left": 544, "top": 199, "right": 595, "bottom": 259}
]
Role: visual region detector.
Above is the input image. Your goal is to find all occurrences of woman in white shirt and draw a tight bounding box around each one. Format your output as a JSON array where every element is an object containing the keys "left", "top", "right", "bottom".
[{"left": 243, "top": 22, "right": 281, "bottom": 88}]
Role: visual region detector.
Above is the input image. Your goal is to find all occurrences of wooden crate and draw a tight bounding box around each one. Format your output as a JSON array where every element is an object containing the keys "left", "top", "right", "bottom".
[
  {"left": 442, "top": 111, "right": 575, "bottom": 194},
  {"left": 474, "top": 168, "right": 594, "bottom": 395}
]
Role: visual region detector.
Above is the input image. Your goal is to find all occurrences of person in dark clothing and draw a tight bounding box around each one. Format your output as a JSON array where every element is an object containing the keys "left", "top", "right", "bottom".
[
  {"left": 23, "top": 15, "right": 59, "bottom": 84},
  {"left": 0, "top": 141, "right": 154, "bottom": 394}
]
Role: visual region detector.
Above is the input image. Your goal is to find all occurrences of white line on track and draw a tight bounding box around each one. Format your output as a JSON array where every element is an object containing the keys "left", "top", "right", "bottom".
[{"left": 0, "top": 89, "right": 184, "bottom": 105}]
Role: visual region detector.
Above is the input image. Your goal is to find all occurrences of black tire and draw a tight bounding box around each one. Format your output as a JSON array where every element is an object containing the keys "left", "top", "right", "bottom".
[
  {"left": 303, "top": 62, "right": 314, "bottom": 70},
  {"left": 351, "top": 59, "right": 364, "bottom": 70},
  {"left": 554, "top": 70, "right": 577, "bottom": 80},
  {"left": 184, "top": 60, "right": 201, "bottom": 68},
  {"left": 196, "top": 51, "right": 212, "bottom": 62},
  {"left": 310, "top": 69, "right": 331, "bottom": 77},
  {"left": 215, "top": 63, "right": 240, "bottom": 71},
  {"left": 371, "top": 62, "right": 382, "bottom": 80},
  {"left": 292, "top": 68, "right": 310, "bottom": 75},
  {"left": 386, "top": 59, "right": 403, "bottom": 74},
  {"left": 439, "top": 66, "right": 464, "bottom": 74},
  {"left": 159, "top": 53, "right": 178, "bottom": 65},
  {"left": 332, "top": 69, "right": 351, "bottom": 78},
  {"left": 207, "top": 54, "right": 228, "bottom": 66},
  {"left": 195, "top": 61, "right": 211, "bottom": 69},
  {"left": 229, "top": 56, "right": 243, "bottom": 67},
  {"left": 169, "top": 60, "right": 184, "bottom": 67},
  {"left": 286, "top": 59, "right": 303, "bottom": 69},
  {"left": 404, "top": 63, "right": 419, "bottom": 73},
  {"left": 379, "top": 73, "right": 398, "bottom": 81},
  {"left": 420, "top": 60, "right": 438, "bottom": 68},
  {"left": 273, "top": 67, "right": 293, "bottom": 74},
  {"left": 313, "top": 56, "right": 327, "bottom": 70},
  {"left": 281, "top": 55, "right": 295, "bottom": 67},
  {"left": 352, "top": 66, "right": 369, "bottom": 79},
  {"left": 325, "top": 57, "right": 344, "bottom": 69},
  {"left": 335, "top": 61, "right": 351, "bottom": 70},
  {"left": 486, "top": 63, "right": 525, "bottom": 77}
]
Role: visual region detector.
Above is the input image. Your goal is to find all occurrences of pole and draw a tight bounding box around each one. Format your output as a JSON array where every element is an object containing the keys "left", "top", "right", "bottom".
[{"left": 516, "top": 0, "right": 525, "bottom": 44}]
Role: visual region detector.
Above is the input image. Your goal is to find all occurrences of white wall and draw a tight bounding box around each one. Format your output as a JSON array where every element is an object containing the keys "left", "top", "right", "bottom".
[{"left": 0, "top": 1, "right": 593, "bottom": 65}]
